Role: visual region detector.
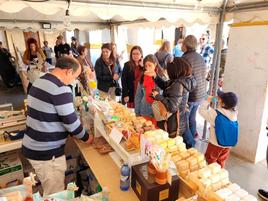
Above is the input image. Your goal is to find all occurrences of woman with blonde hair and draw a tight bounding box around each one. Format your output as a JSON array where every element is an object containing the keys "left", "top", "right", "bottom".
[{"left": 155, "top": 40, "right": 173, "bottom": 69}]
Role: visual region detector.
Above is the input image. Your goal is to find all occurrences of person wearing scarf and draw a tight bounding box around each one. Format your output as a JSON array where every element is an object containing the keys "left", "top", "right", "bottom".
[{"left": 135, "top": 54, "right": 159, "bottom": 125}]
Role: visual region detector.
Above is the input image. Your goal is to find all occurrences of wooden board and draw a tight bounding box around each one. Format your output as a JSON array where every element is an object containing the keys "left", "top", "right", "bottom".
[{"left": 74, "top": 139, "right": 139, "bottom": 201}]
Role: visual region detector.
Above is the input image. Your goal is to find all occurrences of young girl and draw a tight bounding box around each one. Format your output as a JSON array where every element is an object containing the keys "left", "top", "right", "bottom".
[
  {"left": 199, "top": 92, "right": 239, "bottom": 168},
  {"left": 135, "top": 54, "right": 158, "bottom": 122},
  {"left": 149, "top": 57, "right": 196, "bottom": 138}
]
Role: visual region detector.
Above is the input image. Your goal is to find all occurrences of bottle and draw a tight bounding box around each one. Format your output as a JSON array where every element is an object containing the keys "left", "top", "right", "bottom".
[
  {"left": 120, "top": 163, "right": 130, "bottom": 191},
  {"left": 102, "top": 186, "right": 110, "bottom": 201}
]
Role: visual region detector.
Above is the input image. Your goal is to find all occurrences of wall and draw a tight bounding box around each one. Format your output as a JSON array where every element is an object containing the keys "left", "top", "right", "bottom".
[
  {"left": 5, "top": 30, "right": 25, "bottom": 56},
  {"left": 224, "top": 24, "right": 268, "bottom": 163},
  {"left": 0, "top": 30, "right": 7, "bottom": 47}
]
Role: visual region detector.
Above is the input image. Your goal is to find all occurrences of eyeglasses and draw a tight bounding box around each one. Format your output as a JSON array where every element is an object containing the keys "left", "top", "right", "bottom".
[{"left": 200, "top": 38, "right": 206, "bottom": 40}]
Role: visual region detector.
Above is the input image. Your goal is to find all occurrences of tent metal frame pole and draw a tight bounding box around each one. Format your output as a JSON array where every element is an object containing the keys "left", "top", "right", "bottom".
[
  {"left": 202, "top": 0, "right": 228, "bottom": 141},
  {"left": 226, "top": 1, "right": 268, "bottom": 12},
  {"left": 213, "top": 0, "right": 228, "bottom": 96},
  {"left": 56, "top": 0, "right": 220, "bottom": 13}
]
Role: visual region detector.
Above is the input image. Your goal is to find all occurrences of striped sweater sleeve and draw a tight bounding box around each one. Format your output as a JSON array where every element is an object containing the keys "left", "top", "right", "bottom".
[{"left": 53, "top": 88, "right": 89, "bottom": 142}]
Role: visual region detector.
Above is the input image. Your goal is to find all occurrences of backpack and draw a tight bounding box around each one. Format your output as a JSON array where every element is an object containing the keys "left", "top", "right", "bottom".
[
  {"left": 155, "top": 52, "right": 170, "bottom": 69},
  {"left": 215, "top": 110, "right": 239, "bottom": 147}
]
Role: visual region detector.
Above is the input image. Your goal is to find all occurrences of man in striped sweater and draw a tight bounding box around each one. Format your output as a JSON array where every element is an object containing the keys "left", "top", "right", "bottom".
[{"left": 22, "top": 56, "right": 93, "bottom": 196}]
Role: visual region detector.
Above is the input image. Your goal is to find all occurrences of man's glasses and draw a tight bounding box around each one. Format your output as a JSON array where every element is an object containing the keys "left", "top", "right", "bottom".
[{"left": 200, "top": 38, "right": 206, "bottom": 40}]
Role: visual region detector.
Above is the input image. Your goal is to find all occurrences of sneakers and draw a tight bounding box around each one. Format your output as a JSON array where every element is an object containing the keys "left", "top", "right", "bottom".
[{"left": 258, "top": 189, "right": 268, "bottom": 200}]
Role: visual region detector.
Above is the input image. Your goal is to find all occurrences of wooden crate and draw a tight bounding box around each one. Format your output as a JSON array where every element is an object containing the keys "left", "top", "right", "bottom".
[
  {"left": 179, "top": 177, "right": 198, "bottom": 199},
  {"left": 0, "top": 110, "right": 26, "bottom": 133}
]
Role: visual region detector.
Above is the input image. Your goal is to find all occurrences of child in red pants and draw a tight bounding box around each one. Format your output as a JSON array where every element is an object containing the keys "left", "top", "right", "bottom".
[{"left": 199, "top": 92, "right": 239, "bottom": 168}]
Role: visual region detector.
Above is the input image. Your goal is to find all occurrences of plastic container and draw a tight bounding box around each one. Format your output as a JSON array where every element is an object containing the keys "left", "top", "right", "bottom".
[{"left": 120, "top": 163, "right": 130, "bottom": 191}]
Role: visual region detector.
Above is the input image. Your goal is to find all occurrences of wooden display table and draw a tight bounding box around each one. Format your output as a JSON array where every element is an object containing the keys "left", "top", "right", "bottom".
[
  {"left": 74, "top": 139, "right": 139, "bottom": 201},
  {"left": 0, "top": 140, "right": 22, "bottom": 153}
]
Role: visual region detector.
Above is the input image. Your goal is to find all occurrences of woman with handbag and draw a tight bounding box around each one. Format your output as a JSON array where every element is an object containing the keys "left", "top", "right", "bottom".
[
  {"left": 149, "top": 57, "right": 196, "bottom": 139},
  {"left": 121, "top": 46, "right": 143, "bottom": 108},
  {"left": 23, "top": 38, "right": 46, "bottom": 93},
  {"left": 77, "top": 45, "right": 96, "bottom": 95},
  {"left": 135, "top": 54, "right": 159, "bottom": 125},
  {"left": 95, "top": 43, "right": 120, "bottom": 100}
]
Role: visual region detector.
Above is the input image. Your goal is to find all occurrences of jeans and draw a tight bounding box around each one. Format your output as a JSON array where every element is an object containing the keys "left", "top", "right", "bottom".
[
  {"left": 46, "top": 58, "right": 52, "bottom": 65},
  {"left": 182, "top": 111, "right": 195, "bottom": 148},
  {"left": 188, "top": 101, "right": 201, "bottom": 138}
]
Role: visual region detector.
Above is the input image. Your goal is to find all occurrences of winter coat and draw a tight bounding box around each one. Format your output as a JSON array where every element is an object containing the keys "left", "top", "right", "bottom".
[
  {"left": 95, "top": 57, "right": 116, "bottom": 93},
  {"left": 121, "top": 61, "right": 143, "bottom": 104},
  {"left": 154, "top": 75, "right": 196, "bottom": 135},
  {"left": 199, "top": 101, "right": 238, "bottom": 147},
  {"left": 182, "top": 50, "right": 207, "bottom": 103}
]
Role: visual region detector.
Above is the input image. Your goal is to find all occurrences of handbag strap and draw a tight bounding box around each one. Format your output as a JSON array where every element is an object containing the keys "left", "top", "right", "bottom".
[{"left": 176, "top": 111, "right": 180, "bottom": 136}]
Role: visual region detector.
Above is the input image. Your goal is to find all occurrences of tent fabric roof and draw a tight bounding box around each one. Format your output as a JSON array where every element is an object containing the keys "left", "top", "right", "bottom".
[{"left": 0, "top": 0, "right": 267, "bottom": 30}]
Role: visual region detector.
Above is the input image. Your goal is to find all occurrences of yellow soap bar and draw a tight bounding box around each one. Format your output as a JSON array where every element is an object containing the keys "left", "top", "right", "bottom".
[
  {"left": 221, "top": 177, "right": 230, "bottom": 187},
  {"left": 199, "top": 178, "right": 211, "bottom": 188},
  {"left": 211, "top": 182, "right": 222, "bottom": 191},
  {"left": 177, "top": 160, "right": 189, "bottom": 171},
  {"left": 241, "top": 194, "right": 257, "bottom": 201},
  {"left": 195, "top": 153, "right": 205, "bottom": 162},
  {"left": 199, "top": 168, "right": 212, "bottom": 179},
  {"left": 227, "top": 183, "right": 241, "bottom": 193},
  {"left": 235, "top": 189, "right": 249, "bottom": 199},
  {"left": 225, "top": 194, "right": 241, "bottom": 201},
  {"left": 190, "top": 164, "right": 199, "bottom": 172},
  {"left": 178, "top": 143, "right": 186, "bottom": 151},
  {"left": 179, "top": 170, "right": 190, "bottom": 179},
  {"left": 171, "top": 151, "right": 180, "bottom": 157},
  {"left": 168, "top": 145, "right": 178, "bottom": 153},
  {"left": 172, "top": 154, "right": 182, "bottom": 163},
  {"left": 188, "top": 148, "right": 198, "bottom": 155},
  {"left": 198, "top": 160, "right": 207, "bottom": 169},
  {"left": 209, "top": 174, "right": 220, "bottom": 184},
  {"left": 219, "top": 169, "right": 229, "bottom": 180},
  {"left": 186, "top": 156, "right": 198, "bottom": 167},
  {"left": 208, "top": 163, "right": 222, "bottom": 174},
  {"left": 174, "top": 136, "right": 183, "bottom": 145},
  {"left": 167, "top": 138, "right": 176, "bottom": 147},
  {"left": 215, "top": 188, "right": 233, "bottom": 199},
  {"left": 155, "top": 134, "right": 163, "bottom": 141},
  {"left": 180, "top": 151, "right": 190, "bottom": 159},
  {"left": 159, "top": 140, "right": 168, "bottom": 148}
]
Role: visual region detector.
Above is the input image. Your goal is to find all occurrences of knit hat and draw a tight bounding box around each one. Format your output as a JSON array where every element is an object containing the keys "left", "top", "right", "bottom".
[{"left": 217, "top": 91, "right": 238, "bottom": 109}]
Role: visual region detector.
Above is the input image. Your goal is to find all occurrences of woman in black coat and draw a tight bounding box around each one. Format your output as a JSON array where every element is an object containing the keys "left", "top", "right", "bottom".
[
  {"left": 121, "top": 46, "right": 143, "bottom": 108},
  {"left": 149, "top": 57, "right": 196, "bottom": 138},
  {"left": 95, "top": 43, "right": 120, "bottom": 100}
]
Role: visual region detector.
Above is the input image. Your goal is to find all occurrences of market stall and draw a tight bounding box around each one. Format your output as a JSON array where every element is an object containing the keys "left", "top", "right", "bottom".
[{"left": 0, "top": 96, "right": 260, "bottom": 201}]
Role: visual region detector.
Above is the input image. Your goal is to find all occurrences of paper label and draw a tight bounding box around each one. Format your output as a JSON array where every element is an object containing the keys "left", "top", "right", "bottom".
[
  {"left": 159, "top": 189, "right": 169, "bottom": 201},
  {"left": 110, "top": 127, "right": 123, "bottom": 144},
  {"left": 140, "top": 135, "right": 148, "bottom": 159},
  {"left": 136, "top": 181, "right": 141, "bottom": 195}
]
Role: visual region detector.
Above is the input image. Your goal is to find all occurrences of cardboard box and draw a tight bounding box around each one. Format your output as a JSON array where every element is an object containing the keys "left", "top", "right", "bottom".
[
  {"left": 0, "top": 151, "right": 24, "bottom": 188},
  {"left": 131, "top": 163, "right": 179, "bottom": 201}
]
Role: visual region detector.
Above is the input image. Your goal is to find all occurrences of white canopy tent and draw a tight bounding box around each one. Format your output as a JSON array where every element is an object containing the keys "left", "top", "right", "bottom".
[{"left": 0, "top": 0, "right": 265, "bottom": 30}]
